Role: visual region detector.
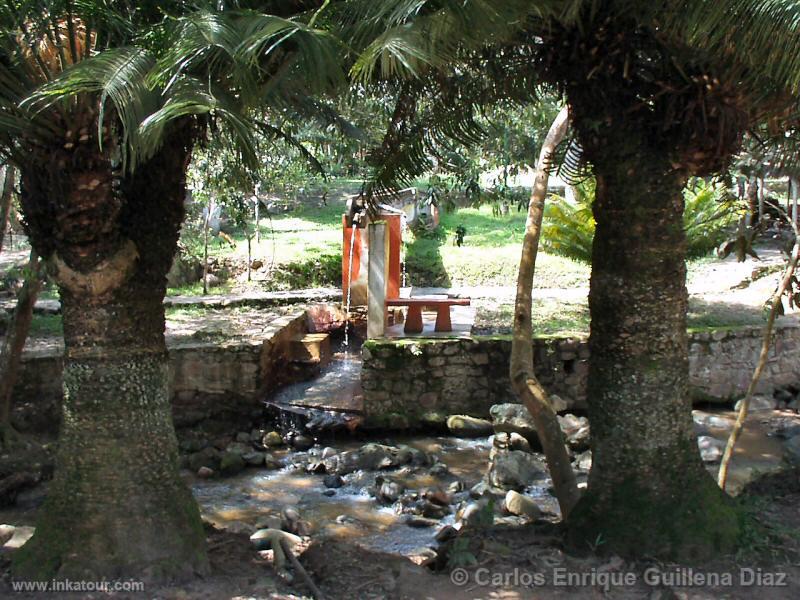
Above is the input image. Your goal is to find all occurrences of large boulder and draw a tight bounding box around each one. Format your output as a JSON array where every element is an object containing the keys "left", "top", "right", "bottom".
[
  {"left": 187, "top": 447, "right": 221, "bottom": 472},
  {"left": 697, "top": 436, "right": 725, "bottom": 463},
  {"left": 447, "top": 415, "right": 493, "bottom": 437},
  {"left": 558, "top": 414, "right": 590, "bottom": 451},
  {"left": 503, "top": 490, "right": 541, "bottom": 519},
  {"left": 220, "top": 451, "right": 246, "bottom": 476},
  {"left": 489, "top": 433, "right": 531, "bottom": 454},
  {"left": 486, "top": 450, "right": 545, "bottom": 491},
  {"left": 784, "top": 435, "right": 800, "bottom": 466},
  {"left": 225, "top": 442, "right": 251, "bottom": 457},
  {"left": 166, "top": 252, "right": 203, "bottom": 288},
  {"left": 322, "top": 443, "right": 412, "bottom": 475},
  {"left": 490, "top": 404, "right": 538, "bottom": 441},
  {"left": 262, "top": 431, "right": 284, "bottom": 448},
  {"left": 734, "top": 395, "right": 776, "bottom": 413},
  {"left": 491, "top": 404, "right": 588, "bottom": 449}
]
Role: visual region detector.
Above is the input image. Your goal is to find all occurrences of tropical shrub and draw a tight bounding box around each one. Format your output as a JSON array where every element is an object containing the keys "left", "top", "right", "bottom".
[
  {"left": 540, "top": 180, "right": 596, "bottom": 263},
  {"left": 541, "top": 179, "right": 736, "bottom": 263}
]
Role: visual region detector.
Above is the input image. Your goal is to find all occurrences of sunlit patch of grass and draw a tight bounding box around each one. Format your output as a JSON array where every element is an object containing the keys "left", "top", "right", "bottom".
[{"left": 28, "top": 313, "right": 63, "bottom": 337}]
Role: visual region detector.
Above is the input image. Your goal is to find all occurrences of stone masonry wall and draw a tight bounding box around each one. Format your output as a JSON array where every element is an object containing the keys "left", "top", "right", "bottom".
[
  {"left": 12, "top": 311, "right": 309, "bottom": 434},
  {"left": 360, "top": 324, "right": 800, "bottom": 425}
]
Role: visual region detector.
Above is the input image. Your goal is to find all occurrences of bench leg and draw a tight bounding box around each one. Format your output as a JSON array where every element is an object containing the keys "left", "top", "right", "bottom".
[
  {"left": 434, "top": 305, "right": 452, "bottom": 332},
  {"left": 404, "top": 305, "right": 423, "bottom": 333}
]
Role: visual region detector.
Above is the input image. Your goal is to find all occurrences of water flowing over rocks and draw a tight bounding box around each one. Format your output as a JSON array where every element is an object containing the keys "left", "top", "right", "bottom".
[
  {"left": 697, "top": 436, "right": 726, "bottom": 463},
  {"left": 322, "top": 443, "right": 427, "bottom": 475}
]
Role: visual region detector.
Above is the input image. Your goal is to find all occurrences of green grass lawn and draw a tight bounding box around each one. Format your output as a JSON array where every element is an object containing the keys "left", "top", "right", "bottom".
[
  {"left": 408, "top": 205, "right": 590, "bottom": 287},
  {"left": 179, "top": 197, "right": 591, "bottom": 292}
]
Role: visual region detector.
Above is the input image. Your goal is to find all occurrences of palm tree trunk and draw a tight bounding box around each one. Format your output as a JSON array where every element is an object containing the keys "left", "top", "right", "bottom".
[
  {"left": 566, "top": 154, "right": 739, "bottom": 559},
  {"left": 0, "top": 251, "right": 42, "bottom": 447},
  {"left": 13, "top": 129, "right": 208, "bottom": 581},
  {"left": 510, "top": 106, "right": 580, "bottom": 518}
]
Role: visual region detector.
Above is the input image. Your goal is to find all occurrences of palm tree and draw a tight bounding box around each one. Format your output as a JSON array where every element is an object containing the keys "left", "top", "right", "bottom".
[
  {"left": 350, "top": 0, "right": 800, "bottom": 558},
  {"left": 0, "top": 0, "right": 341, "bottom": 580}
]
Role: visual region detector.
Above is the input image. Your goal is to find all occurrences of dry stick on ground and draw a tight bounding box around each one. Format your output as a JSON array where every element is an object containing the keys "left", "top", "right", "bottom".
[
  {"left": 0, "top": 250, "right": 43, "bottom": 447},
  {"left": 278, "top": 537, "right": 325, "bottom": 600},
  {"left": 718, "top": 217, "right": 800, "bottom": 491},
  {"left": 509, "top": 105, "right": 581, "bottom": 517}
]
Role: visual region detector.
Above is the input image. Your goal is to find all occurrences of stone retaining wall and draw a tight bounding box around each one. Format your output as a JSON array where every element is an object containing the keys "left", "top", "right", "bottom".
[
  {"left": 360, "top": 324, "right": 800, "bottom": 425},
  {"left": 12, "top": 311, "right": 309, "bottom": 434}
]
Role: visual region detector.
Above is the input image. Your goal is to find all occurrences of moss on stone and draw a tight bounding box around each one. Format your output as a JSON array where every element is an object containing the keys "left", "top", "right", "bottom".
[{"left": 566, "top": 451, "right": 741, "bottom": 561}]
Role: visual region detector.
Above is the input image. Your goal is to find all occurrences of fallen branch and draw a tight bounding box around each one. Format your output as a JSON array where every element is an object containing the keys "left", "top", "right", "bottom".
[
  {"left": 509, "top": 105, "right": 581, "bottom": 517},
  {"left": 718, "top": 217, "right": 800, "bottom": 491},
  {"left": 278, "top": 536, "right": 325, "bottom": 600}
]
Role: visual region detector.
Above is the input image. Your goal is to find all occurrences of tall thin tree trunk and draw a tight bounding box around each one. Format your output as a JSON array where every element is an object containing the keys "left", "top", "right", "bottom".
[
  {"left": 747, "top": 176, "right": 759, "bottom": 226},
  {"left": 566, "top": 153, "right": 739, "bottom": 559},
  {"left": 0, "top": 250, "right": 42, "bottom": 446},
  {"left": 0, "top": 165, "right": 15, "bottom": 253},
  {"left": 203, "top": 209, "right": 209, "bottom": 295},
  {"left": 718, "top": 221, "right": 800, "bottom": 490},
  {"left": 13, "top": 127, "right": 208, "bottom": 581},
  {"left": 510, "top": 106, "right": 580, "bottom": 518}
]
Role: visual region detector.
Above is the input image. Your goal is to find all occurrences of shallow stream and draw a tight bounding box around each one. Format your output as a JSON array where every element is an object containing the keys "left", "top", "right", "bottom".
[{"left": 191, "top": 347, "right": 789, "bottom": 558}]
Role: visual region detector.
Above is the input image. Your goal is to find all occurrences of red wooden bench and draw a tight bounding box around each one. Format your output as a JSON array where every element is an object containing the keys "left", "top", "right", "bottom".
[{"left": 385, "top": 297, "right": 471, "bottom": 333}]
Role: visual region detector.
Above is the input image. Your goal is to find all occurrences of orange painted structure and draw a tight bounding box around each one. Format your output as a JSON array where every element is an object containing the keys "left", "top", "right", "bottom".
[{"left": 342, "top": 214, "right": 402, "bottom": 306}]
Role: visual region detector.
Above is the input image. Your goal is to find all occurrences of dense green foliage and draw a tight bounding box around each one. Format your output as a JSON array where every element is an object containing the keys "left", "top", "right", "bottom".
[{"left": 542, "top": 179, "right": 737, "bottom": 263}]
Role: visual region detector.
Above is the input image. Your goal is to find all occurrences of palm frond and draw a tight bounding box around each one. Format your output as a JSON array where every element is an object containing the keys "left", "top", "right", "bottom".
[
  {"left": 237, "top": 11, "right": 345, "bottom": 94},
  {"left": 665, "top": 0, "right": 800, "bottom": 97},
  {"left": 363, "top": 43, "right": 546, "bottom": 200},
  {"left": 23, "top": 46, "right": 158, "bottom": 169},
  {"left": 348, "top": 0, "right": 550, "bottom": 83},
  {"left": 255, "top": 120, "right": 325, "bottom": 176}
]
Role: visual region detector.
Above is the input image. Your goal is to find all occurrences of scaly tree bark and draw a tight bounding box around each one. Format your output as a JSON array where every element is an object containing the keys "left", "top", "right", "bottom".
[
  {"left": 0, "top": 250, "right": 42, "bottom": 447},
  {"left": 13, "top": 121, "right": 208, "bottom": 580},
  {"left": 534, "top": 11, "right": 744, "bottom": 559},
  {"left": 510, "top": 105, "right": 580, "bottom": 518},
  {"left": 565, "top": 144, "right": 739, "bottom": 559}
]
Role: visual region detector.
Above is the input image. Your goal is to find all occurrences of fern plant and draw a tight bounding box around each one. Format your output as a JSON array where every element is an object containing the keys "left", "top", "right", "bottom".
[
  {"left": 541, "top": 179, "right": 736, "bottom": 263},
  {"left": 540, "top": 180, "right": 596, "bottom": 263}
]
